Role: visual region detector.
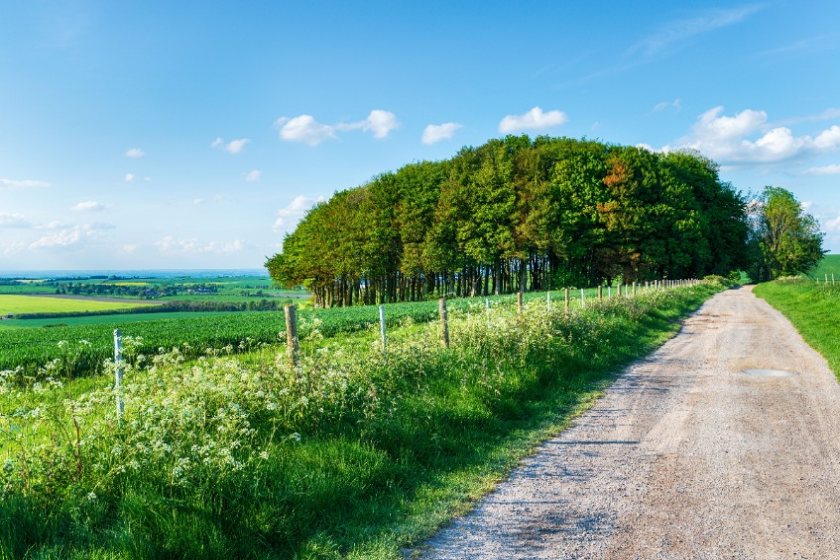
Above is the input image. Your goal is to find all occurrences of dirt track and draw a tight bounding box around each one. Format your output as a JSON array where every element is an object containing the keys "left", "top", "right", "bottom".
[{"left": 420, "top": 286, "right": 840, "bottom": 559}]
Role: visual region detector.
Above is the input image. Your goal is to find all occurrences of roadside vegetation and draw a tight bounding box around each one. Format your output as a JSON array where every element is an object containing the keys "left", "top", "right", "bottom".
[
  {"left": 754, "top": 257, "right": 840, "bottom": 379},
  {"left": 0, "top": 280, "right": 724, "bottom": 559}
]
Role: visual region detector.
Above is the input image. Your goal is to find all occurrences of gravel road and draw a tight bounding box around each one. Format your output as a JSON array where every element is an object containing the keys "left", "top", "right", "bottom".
[{"left": 419, "top": 286, "right": 840, "bottom": 560}]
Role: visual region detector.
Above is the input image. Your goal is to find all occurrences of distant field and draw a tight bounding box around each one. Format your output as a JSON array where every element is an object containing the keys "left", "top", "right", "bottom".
[
  {"left": 0, "top": 310, "right": 241, "bottom": 329},
  {"left": 0, "top": 294, "right": 153, "bottom": 316},
  {"left": 809, "top": 254, "right": 840, "bottom": 279}
]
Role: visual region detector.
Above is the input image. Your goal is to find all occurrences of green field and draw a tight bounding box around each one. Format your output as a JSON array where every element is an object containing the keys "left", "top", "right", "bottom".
[
  {"left": 808, "top": 254, "right": 840, "bottom": 280},
  {"left": 0, "top": 310, "right": 245, "bottom": 329},
  {"left": 0, "top": 286, "right": 646, "bottom": 377},
  {"left": 0, "top": 294, "right": 154, "bottom": 316},
  {"left": 0, "top": 274, "right": 304, "bottom": 305},
  {"left": 0, "top": 280, "right": 724, "bottom": 559},
  {"left": 754, "top": 275, "right": 840, "bottom": 379}
]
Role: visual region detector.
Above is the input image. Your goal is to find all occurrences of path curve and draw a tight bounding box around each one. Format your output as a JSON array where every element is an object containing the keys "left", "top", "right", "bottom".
[{"left": 419, "top": 286, "right": 840, "bottom": 559}]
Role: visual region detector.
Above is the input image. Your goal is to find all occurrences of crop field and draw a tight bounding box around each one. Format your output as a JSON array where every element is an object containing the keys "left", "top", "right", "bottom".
[
  {"left": 0, "top": 274, "right": 304, "bottom": 304},
  {"left": 809, "top": 254, "right": 840, "bottom": 280},
  {"left": 0, "top": 294, "right": 154, "bottom": 316},
  {"left": 0, "top": 286, "right": 631, "bottom": 377},
  {"left": 0, "top": 280, "right": 722, "bottom": 559}
]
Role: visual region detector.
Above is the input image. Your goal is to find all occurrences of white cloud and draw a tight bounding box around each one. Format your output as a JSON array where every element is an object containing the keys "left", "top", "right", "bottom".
[
  {"left": 72, "top": 201, "right": 106, "bottom": 212},
  {"left": 824, "top": 214, "right": 840, "bottom": 233},
  {"left": 1, "top": 240, "right": 25, "bottom": 255},
  {"left": 122, "top": 243, "right": 138, "bottom": 253},
  {"left": 225, "top": 138, "right": 249, "bottom": 154},
  {"left": 805, "top": 164, "right": 840, "bottom": 175},
  {"left": 29, "top": 224, "right": 108, "bottom": 249},
  {"left": 275, "top": 109, "right": 399, "bottom": 146},
  {"left": 653, "top": 98, "right": 682, "bottom": 112},
  {"left": 366, "top": 109, "right": 399, "bottom": 138},
  {"left": 209, "top": 137, "right": 249, "bottom": 153},
  {"left": 777, "top": 108, "right": 840, "bottom": 126},
  {"left": 627, "top": 6, "right": 762, "bottom": 58},
  {"left": 155, "top": 236, "right": 244, "bottom": 254},
  {"left": 275, "top": 115, "right": 336, "bottom": 146},
  {"left": 244, "top": 169, "right": 261, "bottom": 182},
  {"left": 498, "top": 107, "right": 568, "bottom": 133},
  {"left": 0, "top": 178, "right": 50, "bottom": 189},
  {"left": 0, "top": 213, "right": 30, "bottom": 228},
  {"left": 666, "top": 106, "right": 840, "bottom": 164},
  {"left": 143, "top": 176, "right": 151, "bottom": 182},
  {"left": 125, "top": 148, "right": 144, "bottom": 158},
  {"left": 39, "top": 220, "right": 66, "bottom": 230},
  {"left": 273, "top": 195, "right": 324, "bottom": 232},
  {"left": 422, "top": 122, "right": 462, "bottom": 144},
  {"left": 193, "top": 198, "right": 205, "bottom": 205},
  {"left": 124, "top": 173, "right": 135, "bottom": 183},
  {"left": 814, "top": 125, "right": 840, "bottom": 149}
]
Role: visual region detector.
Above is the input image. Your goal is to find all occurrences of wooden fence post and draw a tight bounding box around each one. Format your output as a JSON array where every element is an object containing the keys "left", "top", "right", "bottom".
[
  {"left": 564, "top": 287, "right": 570, "bottom": 313},
  {"left": 580, "top": 287, "right": 585, "bottom": 307},
  {"left": 633, "top": 282, "right": 637, "bottom": 297},
  {"left": 113, "top": 329, "right": 124, "bottom": 421},
  {"left": 598, "top": 285, "right": 603, "bottom": 302},
  {"left": 439, "top": 297, "right": 450, "bottom": 349},
  {"left": 284, "top": 304, "right": 299, "bottom": 367},
  {"left": 517, "top": 289, "right": 524, "bottom": 314},
  {"left": 485, "top": 297, "right": 491, "bottom": 328},
  {"left": 546, "top": 290, "right": 551, "bottom": 311}
]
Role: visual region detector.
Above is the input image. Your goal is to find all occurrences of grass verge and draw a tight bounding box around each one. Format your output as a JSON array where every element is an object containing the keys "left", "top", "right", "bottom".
[
  {"left": 0, "top": 283, "right": 721, "bottom": 559},
  {"left": 753, "top": 278, "right": 840, "bottom": 379}
]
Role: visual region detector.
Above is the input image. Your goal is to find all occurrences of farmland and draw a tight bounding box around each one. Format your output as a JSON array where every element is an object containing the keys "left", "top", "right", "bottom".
[
  {"left": 0, "top": 279, "right": 724, "bottom": 559},
  {"left": 807, "top": 253, "right": 840, "bottom": 280},
  {"left": 0, "top": 273, "right": 304, "bottom": 307},
  {"left": 0, "top": 287, "right": 605, "bottom": 377},
  {"left": 0, "top": 294, "right": 155, "bottom": 316}
]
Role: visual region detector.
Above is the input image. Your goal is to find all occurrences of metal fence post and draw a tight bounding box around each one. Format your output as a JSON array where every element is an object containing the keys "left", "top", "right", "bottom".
[{"left": 113, "top": 329, "right": 124, "bottom": 421}]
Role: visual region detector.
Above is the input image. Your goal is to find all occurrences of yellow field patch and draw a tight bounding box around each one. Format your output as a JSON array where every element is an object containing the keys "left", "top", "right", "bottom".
[{"left": 0, "top": 294, "right": 155, "bottom": 316}]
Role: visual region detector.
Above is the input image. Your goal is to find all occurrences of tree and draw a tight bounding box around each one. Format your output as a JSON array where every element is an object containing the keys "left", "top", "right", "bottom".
[
  {"left": 266, "top": 136, "right": 752, "bottom": 306},
  {"left": 748, "top": 186, "right": 825, "bottom": 281}
]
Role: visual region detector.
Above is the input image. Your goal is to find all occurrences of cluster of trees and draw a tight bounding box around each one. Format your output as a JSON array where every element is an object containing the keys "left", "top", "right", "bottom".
[
  {"left": 267, "top": 136, "right": 752, "bottom": 307},
  {"left": 747, "top": 186, "right": 825, "bottom": 282}
]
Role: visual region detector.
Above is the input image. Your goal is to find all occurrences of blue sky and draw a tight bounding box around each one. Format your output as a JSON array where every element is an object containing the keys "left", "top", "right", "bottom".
[{"left": 1, "top": 0, "right": 839, "bottom": 270}]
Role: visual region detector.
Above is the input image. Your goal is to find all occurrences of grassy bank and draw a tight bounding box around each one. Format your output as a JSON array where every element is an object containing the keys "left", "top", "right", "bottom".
[
  {"left": 0, "top": 282, "right": 722, "bottom": 559},
  {"left": 753, "top": 278, "right": 840, "bottom": 379}
]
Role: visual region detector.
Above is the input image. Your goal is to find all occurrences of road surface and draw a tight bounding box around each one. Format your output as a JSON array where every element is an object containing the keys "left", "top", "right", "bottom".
[{"left": 420, "top": 286, "right": 840, "bottom": 560}]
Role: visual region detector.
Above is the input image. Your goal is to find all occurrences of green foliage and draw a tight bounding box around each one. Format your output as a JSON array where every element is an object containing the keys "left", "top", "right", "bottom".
[
  {"left": 0, "top": 283, "right": 719, "bottom": 559},
  {"left": 268, "top": 137, "right": 749, "bottom": 306},
  {"left": 747, "top": 186, "right": 825, "bottom": 281}
]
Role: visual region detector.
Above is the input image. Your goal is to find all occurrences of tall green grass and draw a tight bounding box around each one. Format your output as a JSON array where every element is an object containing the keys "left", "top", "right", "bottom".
[
  {"left": 0, "top": 282, "right": 721, "bottom": 559},
  {"left": 754, "top": 278, "right": 840, "bottom": 379}
]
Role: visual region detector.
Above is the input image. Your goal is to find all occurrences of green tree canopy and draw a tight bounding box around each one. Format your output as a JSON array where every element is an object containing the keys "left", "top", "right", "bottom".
[
  {"left": 267, "top": 136, "right": 750, "bottom": 307},
  {"left": 748, "top": 186, "right": 825, "bottom": 281}
]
